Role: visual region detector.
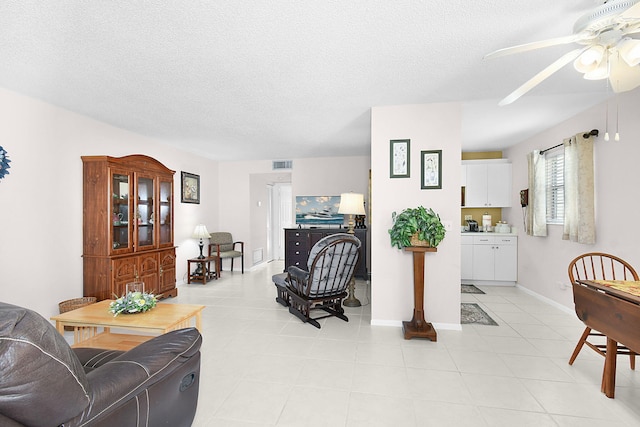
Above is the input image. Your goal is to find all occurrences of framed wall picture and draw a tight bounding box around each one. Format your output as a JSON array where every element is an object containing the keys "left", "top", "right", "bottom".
[
  {"left": 421, "top": 150, "right": 442, "bottom": 189},
  {"left": 181, "top": 171, "right": 200, "bottom": 204},
  {"left": 295, "top": 195, "right": 344, "bottom": 225},
  {"left": 390, "top": 139, "right": 410, "bottom": 178}
]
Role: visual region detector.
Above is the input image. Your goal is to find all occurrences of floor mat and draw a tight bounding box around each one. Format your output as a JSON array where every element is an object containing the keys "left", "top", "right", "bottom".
[
  {"left": 461, "top": 303, "right": 498, "bottom": 325},
  {"left": 461, "top": 284, "right": 485, "bottom": 294}
]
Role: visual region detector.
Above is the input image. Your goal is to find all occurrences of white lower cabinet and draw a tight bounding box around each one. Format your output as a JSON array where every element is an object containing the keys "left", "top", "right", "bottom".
[
  {"left": 464, "top": 235, "right": 517, "bottom": 282},
  {"left": 461, "top": 236, "right": 474, "bottom": 280}
]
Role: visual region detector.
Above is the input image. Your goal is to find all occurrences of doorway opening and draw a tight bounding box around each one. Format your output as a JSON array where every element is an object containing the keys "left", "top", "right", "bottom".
[{"left": 268, "top": 182, "right": 292, "bottom": 261}]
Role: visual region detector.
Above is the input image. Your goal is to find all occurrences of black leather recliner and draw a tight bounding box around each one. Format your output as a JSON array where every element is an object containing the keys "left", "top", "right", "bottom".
[{"left": 0, "top": 302, "right": 202, "bottom": 427}]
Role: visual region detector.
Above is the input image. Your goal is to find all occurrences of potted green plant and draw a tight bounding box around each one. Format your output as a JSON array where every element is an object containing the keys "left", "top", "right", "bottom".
[{"left": 388, "top": 206, "right": 446, "bottom": 249}]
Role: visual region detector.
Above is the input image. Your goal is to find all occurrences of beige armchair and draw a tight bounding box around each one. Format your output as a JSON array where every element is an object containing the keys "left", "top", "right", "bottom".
[{"left": 208, "top": 232, "right": 244, "bottom": 274}]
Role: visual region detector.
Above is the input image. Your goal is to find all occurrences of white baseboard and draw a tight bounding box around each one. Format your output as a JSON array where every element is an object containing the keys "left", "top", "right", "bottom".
[
  {"left": 369, "top": 319, "right": 461, "bottom": 331},
  {"left": 515, "top": 284, "right": 574, "bottom": 315},
  {"left": 370, "top": 319, "right": 402, "bottom": 327},
  {"left": 433, "top": 322, "right": 462, "bottom": 331},
  {"left": 463, "top": 280, "right": 516, "bottom": 286}
]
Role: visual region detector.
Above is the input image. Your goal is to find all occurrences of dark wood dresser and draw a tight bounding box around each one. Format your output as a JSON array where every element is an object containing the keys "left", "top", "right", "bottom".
[{"left": 284, "top": 228, "right": 368, "bottom": 279}]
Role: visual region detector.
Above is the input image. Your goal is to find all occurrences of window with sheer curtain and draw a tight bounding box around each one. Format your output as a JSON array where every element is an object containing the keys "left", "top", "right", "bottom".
[
  {"left": 562, "top": 134, "right": 595, "bottom": 244},
  {"left": 528, "top": 131, "right": 595, "bottom": 243},
  {"left": 526, "top": 150, "right": 547, "bottom": 236}
]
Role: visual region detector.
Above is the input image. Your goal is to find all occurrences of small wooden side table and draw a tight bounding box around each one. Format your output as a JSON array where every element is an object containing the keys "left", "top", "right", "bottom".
[
  {"left": 187, "top": 256, "right": 219, "bottom": 284},
  {"left": 402, "top": 246, "right": 437, "bottom": 341}
]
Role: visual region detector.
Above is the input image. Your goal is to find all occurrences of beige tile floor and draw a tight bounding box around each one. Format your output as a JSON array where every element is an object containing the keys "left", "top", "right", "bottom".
[{"left": 170, "top": 261, "right": 640, "bottom": 426}]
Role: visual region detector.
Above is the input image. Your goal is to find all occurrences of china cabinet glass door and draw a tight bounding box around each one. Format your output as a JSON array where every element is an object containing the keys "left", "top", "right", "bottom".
[
  {"left": 111, "top": 172, "right": 131, "bottom": 252},
  {"left": 159, "top": 179, "right": 173, "bottom": 247},
  {"left": 135, "top": 174, "right": 155, "bottom": 250}
]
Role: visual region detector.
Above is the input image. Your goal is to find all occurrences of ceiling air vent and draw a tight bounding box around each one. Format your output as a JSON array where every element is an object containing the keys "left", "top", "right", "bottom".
[{"left": 272, "top": 160, "right": 293, "bottom": 170}]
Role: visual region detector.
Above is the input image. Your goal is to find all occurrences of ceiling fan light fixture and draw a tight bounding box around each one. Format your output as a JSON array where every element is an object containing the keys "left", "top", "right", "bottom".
[
  {"left": 616, "top": 37, "right": 640, "bottom": 66},
  {"left": 574, "top": 45, "right": 606, "bottom": 73},
  {"left": 582, "top": 45, "right": 605, "bottom": 65},
  {"left": 583, "top": 53, "right": 610, "bottom": 80},
  {"left": 573, "top": 57, "right": 597, "bottom": 74}
]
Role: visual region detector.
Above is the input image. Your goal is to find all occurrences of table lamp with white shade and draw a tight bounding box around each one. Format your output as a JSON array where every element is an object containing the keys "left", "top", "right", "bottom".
[
  {"left": 192, "top": 224, "right": 211, "bottom": 277},
  {"left": 338, "top": 192, "right": 365, "bottom": 307},
  {"left": 192, "top": 224, "right": 211, "bottom": 259},
  {"left": 338, "top": 192, "right": 365, "bottom": 234}
]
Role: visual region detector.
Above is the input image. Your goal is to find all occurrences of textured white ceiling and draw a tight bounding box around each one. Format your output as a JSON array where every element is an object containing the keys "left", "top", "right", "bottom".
[{"left": 0, "top": 0, "right": 618, "bottom": 160}]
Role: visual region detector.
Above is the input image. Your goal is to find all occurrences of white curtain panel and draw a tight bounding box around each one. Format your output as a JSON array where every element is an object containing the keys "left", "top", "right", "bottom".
[
  {"left": 526, "top": 150, "right": 547, "bottom": 237},
  {"left": 563, "top": 133, "right": 595, "bottom": 244}
]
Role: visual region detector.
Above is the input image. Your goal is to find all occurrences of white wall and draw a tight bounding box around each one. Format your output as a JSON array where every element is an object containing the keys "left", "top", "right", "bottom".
[
  {"left": 218, "top": 156, "right": 371, "bottom": 271},
  {"left": 370, "top": 103, "right": 462, "bottom": 328},
  {"left": 503, "top": 91, "right": 640, "bottom": 310},
  {"left": 0, "top": 88, "right": 219, "bottom": 318}
]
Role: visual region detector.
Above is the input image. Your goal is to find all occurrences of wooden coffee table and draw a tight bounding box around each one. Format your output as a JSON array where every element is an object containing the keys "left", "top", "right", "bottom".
[{"left": 51, "top": 300, "right": 205, "bottom": 351}]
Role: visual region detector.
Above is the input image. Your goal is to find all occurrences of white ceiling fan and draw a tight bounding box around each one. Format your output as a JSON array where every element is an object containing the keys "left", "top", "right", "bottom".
[{"left": 486, "top": 0, "right": 640, "bottom": 105}]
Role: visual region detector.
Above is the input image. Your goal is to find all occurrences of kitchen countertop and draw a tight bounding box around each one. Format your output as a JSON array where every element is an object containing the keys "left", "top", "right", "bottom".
[{"left": 461, "top": 231, "right": 518, "bottom": 236}]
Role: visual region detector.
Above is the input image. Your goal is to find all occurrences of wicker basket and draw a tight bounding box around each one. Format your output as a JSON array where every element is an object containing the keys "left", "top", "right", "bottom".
[
  {"left": 409, "top": 233, "right": 431, "bottom": 247},
  {"left": 58, "top": 297, "right": 97, "bottom": 330}
]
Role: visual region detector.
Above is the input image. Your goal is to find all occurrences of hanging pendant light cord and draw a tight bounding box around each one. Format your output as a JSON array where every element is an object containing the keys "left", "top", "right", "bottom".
[
  {"left": 604, "top": 53, "right": 611, "bottom": 141},
  {"left": 615, "top": 89, "right": 620, "bottom": 141}
]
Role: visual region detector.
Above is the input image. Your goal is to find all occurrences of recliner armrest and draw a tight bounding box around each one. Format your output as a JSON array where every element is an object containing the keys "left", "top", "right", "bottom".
[
  {"left": 74, "top": 348, "right": 124, "bottom": 372},
  {"left": 69, "top": 328, "right": 202, "bottom": 425},
  {"left": 0, "top": 412, "right": 25, "bottom": 427}
]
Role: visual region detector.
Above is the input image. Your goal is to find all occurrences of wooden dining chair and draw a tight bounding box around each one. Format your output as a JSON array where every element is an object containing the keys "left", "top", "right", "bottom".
[{"left": 568, "top": 252, "right": 639, "bottom": 369}]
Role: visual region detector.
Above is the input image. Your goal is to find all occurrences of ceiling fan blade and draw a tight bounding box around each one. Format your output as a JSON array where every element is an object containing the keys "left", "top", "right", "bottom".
[
  {"left": 624, "top": 25, "right": 640, "bottom": 35},
  {"left": 619, "top": 0, "right": 640, "bottom": 19},
  {"left": 484, "top": 34, "right": 586, "bottom": 60},
  {"left": 609, "top": 53, "right": 640, "bottom": 92},
  {"left": 498, "top": 47, "right": 588, "bottom": 106}
]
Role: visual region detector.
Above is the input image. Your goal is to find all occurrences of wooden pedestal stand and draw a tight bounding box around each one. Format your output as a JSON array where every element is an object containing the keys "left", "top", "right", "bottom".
[{"left": 402, "top": 246, "right": 437, "bottom": 341}]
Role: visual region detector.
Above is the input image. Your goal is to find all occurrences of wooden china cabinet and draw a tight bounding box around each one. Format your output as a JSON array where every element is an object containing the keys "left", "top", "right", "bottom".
[{"left": 82, "top": 155, "right": 177, "bottom": 301}]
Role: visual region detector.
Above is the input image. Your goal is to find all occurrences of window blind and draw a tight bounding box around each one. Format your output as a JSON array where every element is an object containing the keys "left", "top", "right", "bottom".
[{"left": 545, "top": 149, "right": 564, "bottom": 224}]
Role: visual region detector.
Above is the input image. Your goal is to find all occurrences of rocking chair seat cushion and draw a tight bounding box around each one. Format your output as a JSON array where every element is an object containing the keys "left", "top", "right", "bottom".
[
  {"left": 272, "top": 269, "right": 311, "bottom": 295},
  {"left": 272, "top": 272, "right": 288, "bottom": 288}
]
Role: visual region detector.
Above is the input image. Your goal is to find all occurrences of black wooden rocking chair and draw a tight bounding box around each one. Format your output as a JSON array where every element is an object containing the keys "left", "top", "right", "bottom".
[{"left": 273, "top": 233, "right": 361, "bottom": 328}]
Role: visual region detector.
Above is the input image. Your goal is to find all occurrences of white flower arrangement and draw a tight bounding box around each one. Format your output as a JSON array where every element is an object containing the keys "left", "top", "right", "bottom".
[{"left": 109, "top": 291, "right": 157, "bottom": 316}]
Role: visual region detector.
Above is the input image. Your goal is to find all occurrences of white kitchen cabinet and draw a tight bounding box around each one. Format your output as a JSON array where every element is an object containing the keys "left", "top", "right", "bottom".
[
  {"left": 461, "top": 164, "right": 467, "bottom": 186},
  {"left": 463, "top": 161, "right": 512, "bottom": 207},
  {"left": 470, "top": 235, "right": 517, "bottom": 282},
  {"left": 494, "top": 238, "right": 518, "bottom": 281},
  {"left": 461, "top": 235, "right": 473, "bottom": 280}
]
